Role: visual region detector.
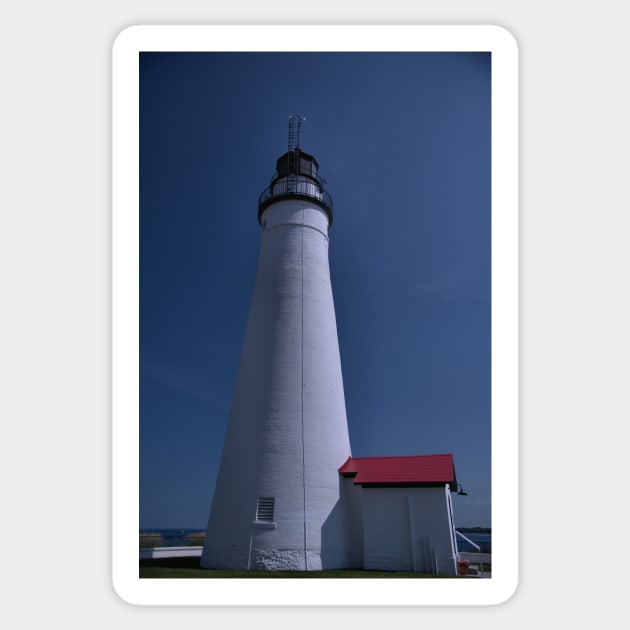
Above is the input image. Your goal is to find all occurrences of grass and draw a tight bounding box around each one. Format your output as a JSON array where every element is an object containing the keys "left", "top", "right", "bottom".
[{"left": 139, "top": 557, "right": 458, "bottom": 579}]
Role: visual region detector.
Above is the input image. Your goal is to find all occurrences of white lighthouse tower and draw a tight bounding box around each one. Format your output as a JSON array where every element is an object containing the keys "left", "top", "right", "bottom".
[{"left": 201, "top": 117, "right": 352, "bottom": 571}]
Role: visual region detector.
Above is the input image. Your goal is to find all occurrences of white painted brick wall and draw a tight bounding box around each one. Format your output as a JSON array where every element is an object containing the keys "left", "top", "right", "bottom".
[{"left": 201, "top": 198, "right": 351, "bottom": 571}]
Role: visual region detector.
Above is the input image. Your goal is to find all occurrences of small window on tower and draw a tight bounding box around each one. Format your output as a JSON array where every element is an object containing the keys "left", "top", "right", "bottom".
[{"left": 256, "top": 497, "right": 275, "bottom": 522}]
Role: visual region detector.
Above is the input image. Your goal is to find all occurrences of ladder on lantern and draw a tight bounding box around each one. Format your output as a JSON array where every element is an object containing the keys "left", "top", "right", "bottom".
[{"left": 288, "top": 114, "right": 305, "bottom": 151}]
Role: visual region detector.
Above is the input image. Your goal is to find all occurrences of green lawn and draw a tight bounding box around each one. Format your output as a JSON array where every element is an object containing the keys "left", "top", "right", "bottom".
[{"left": 139, "top": 557, "right": 457, "bottom": 579}]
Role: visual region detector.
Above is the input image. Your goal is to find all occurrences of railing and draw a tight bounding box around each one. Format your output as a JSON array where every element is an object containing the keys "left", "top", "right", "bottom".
[
  {"left": 258, "top": 176, "right": 333, "bottom": 222},
  {"left": 455, "top": 530, "right": 490, "bottom": 576},
  {"left": 455, "top": 529, "right": 481, "bottom": 553}
]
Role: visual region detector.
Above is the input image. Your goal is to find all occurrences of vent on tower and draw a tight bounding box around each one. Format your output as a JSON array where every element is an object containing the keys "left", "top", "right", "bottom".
[{"left": 256, "top": 497, "right": 275, "bottom": 522}]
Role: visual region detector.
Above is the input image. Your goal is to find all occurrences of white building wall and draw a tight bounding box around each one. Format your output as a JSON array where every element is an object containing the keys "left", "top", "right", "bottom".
[
  {"left": 201, "top": 199, "right": 351, "bottom": 571},
  {"left": 362, "top": 486, "right": 458, "bottom": 575},
  {"left": 362, "top": 488, "right": 413, "bottom": 572},
  {"left": 337, "top": 475, "right": 364, "bottom": 568}
]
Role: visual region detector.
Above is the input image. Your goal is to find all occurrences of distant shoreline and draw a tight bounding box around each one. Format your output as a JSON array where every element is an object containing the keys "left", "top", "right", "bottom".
[
  {"left": 140, "top": 526, "right": 491, "bottom": 534},
  {"left": 140, "top": 527, "right": 490, "bottom": 553}
]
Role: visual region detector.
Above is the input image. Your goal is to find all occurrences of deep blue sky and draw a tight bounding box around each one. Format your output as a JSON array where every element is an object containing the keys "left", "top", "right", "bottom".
[{"left": 139, "top": 52, "right": 491, "bottom": 529}]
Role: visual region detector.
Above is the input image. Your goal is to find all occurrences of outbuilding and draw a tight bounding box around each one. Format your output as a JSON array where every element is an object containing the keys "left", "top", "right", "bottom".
[{"left": 338, "top": 454, "right": 460, "bottom": 575}]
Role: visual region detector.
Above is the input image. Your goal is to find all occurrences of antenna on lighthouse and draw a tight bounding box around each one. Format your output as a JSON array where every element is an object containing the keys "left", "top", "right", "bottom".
[{"left": 288, "top": 114, "right": 306, "bottom": 152}]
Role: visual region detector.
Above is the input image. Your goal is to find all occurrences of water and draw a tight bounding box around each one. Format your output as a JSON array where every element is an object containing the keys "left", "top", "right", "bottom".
[
  {"left": 140, "top": 528, "right": 205, "bottom": 547},
  {"left": 456, "top": 532, "right": 491, "bottom": 553}
]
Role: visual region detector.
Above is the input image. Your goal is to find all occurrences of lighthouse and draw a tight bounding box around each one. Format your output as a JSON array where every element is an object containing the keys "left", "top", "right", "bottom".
[{"left": 201, "top": 117, "right": 353, "bottom": 571}]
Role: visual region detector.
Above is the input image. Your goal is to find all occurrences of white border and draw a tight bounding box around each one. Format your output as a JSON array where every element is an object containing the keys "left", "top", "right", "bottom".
[{"left": 112, "top": 24, "right": 518, "bottom": 606}]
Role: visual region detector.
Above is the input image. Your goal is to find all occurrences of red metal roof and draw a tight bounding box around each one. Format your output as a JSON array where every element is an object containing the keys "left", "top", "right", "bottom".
[{"left": 338, "top": 454, "right": 456, "bottom": 488}]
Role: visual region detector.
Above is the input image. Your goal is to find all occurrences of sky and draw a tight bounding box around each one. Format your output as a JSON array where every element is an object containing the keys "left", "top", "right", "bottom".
[{"left": 139, "top": 51, "right": 491, "bottom": 530}]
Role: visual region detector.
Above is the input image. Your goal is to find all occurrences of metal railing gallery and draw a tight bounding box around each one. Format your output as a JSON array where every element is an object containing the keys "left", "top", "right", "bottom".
[{"left": 258, "top": 176, "right": 333, "bottom": 217}]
